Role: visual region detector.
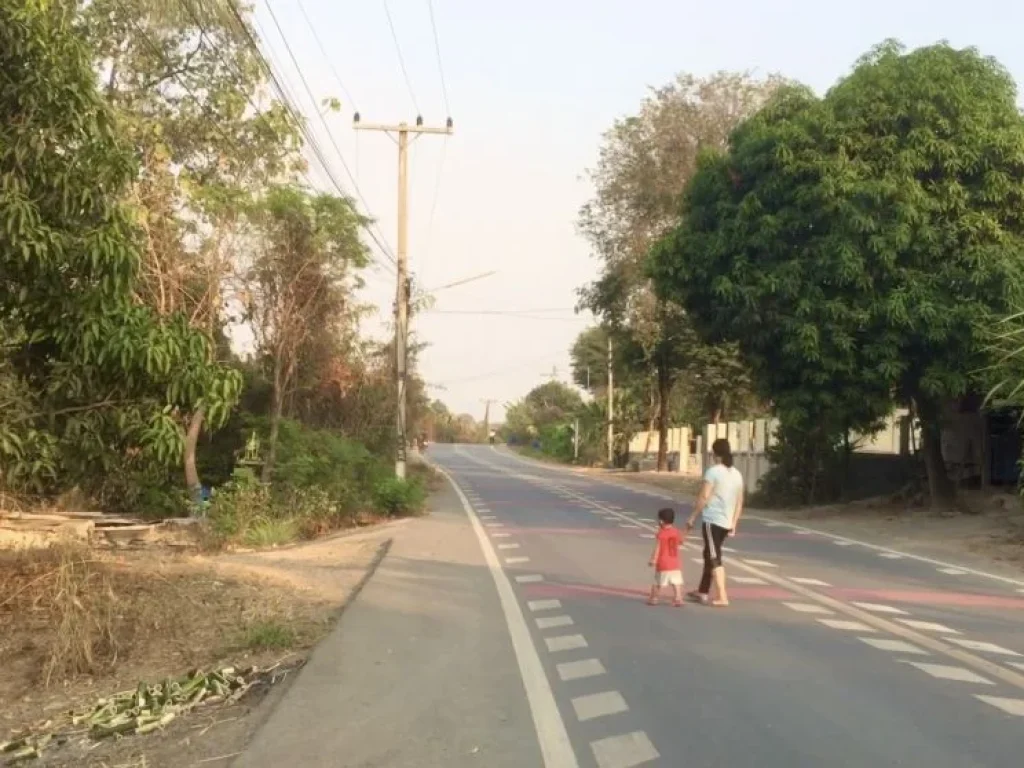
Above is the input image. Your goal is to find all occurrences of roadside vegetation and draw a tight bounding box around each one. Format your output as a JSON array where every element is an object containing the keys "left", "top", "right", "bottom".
[{"left": 505, "top": 43, "right": 1024, "bottom": 516}]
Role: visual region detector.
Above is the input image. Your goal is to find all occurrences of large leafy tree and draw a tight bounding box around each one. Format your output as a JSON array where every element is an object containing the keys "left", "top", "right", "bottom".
[
  {"left": 654, "top": 42, "right": 1024, "bottom": 506},
  {"left": 578, "top": 72, "right": 778, "bottom": 469},
  {"left": 0, "top": 0, "right": 240, "bottom": 501}
]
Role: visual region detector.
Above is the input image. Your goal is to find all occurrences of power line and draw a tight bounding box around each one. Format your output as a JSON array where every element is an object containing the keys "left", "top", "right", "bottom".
[
  {"left": 229, "top": 0, "right": 398, "bottom": 268},
  {"left": 383, "top": 0, "right": 421, "bottom": 115},
  {"left": 425, "top": 0, "right": 451, "bottom": 116},
  {"left": 297, "top": 0, "right": 358, "bottom": 113}
]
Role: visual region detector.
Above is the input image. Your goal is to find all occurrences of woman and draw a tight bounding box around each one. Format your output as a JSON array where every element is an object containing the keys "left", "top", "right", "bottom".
[{"left": 685, "top": 438, "right": 745, "bottom": 607}]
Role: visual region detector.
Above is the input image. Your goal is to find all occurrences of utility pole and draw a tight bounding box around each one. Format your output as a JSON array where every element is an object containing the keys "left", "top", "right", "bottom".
[
  {"left": 606, "top": 334, "right": 614, "bottom": 466},
  {"left": 354, "top": 114, "right": 454, "bottom": 479},
  {"left": 481, "top": 398, "right": 496, "bottom": 444}
]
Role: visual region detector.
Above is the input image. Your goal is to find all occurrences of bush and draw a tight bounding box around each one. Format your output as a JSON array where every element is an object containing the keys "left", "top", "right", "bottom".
[{"left": 372, "top": 476, "right": 426, "bottom": 517}]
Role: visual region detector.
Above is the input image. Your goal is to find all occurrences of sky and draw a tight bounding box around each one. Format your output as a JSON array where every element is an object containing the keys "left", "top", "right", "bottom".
[{"left": 250, "top": 0, "right": 1024, "bottom": 423}]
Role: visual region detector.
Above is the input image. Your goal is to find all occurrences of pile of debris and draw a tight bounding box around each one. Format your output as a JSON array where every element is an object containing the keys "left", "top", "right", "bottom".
[
  {"left": 0, "top": 663, "right": 299, "bottom": 763},
  {"left": 0, "top": 509, "right": 200, "bottom": 550}
]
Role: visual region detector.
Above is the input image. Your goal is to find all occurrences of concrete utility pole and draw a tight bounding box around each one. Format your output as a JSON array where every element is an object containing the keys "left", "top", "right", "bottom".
[
  {"left": 481, "top": 398, "right": 496, "bottom": 443},
  {"left": 606, "top": 334, "right": 614, "bottom": 466},
  {"left": 354, "top": 114, "right": 453, "bottom": 479}
]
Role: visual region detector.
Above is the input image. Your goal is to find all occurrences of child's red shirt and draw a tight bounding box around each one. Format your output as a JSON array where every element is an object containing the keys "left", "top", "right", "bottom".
[{"left": 656, "top": 525, "right": 682, "bottom": 571}]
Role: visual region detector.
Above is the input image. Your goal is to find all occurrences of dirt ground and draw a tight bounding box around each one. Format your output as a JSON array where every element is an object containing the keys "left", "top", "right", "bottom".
[{"left": 0, "top": 520, "right": 404, "bottom": 767}]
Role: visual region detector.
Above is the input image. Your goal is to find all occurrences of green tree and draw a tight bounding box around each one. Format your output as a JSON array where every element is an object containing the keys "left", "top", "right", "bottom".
[
  {"left": 578, "top": 72, "right": 778, "bottom": 469},
  {"left": 0, "top": 0, "right": 240, "bottom": 502},
  {"left": 654, "top": 41, "right": 1024, "bottom": 506}
]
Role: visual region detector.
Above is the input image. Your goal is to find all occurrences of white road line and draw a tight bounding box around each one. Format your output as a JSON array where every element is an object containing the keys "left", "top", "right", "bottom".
[
  {"left": 975, "top": 695, "right": 1024, "bottom": 716},
  {"left": 480, "top": 515, "right": 496, "bottom": 520},
  {"left": 904, "top": 662, "right": 994, "bottom": 684},
  {"left": 731, "top": 576, "right": 768, "bottom": 585},
  {"left": 783, "top": 602, "right": 835, "bottom": 615},
  {"left": 795, "top": 530, "right": 812, "bottom": 535},
  {"left": 486, "top": 523, "right": 504, "bottom": 528},
  {"left": 791, "top": 577, "right": 832, "bottom": 587},
  {"left": 896, "top": 619, "right": 960, "bottom": 634},
  {"left": 743, "top": 559, "right": 778, "bottom": 568},
  {"left": 590, "top": 731, "right": 660, "bottom": 768},
  {"left": 498, "top": 543, "right": 521, "bottom": 550},
  {"left": 537, "top": 615, "right": 574, "bottom": 630},
  {"left": 852, "top": 602, "right": 908, "bottom": 615},
  {"left": 546, "top": 634, "right": 589, "bottom": 653},
  {"left": 833, "top": 540, "right": 854, "bottom": 547},
  {"left": 618, "top": 523, "right": 639, "bottom": 529},
  {"left": 1009, "top": 662, "right": 1024, "bottom": 672},
  {"left": 557, "top": 658, "right": 606, "bottom": 682},
  {"left": 723, "top": 546, "right": 737, "bottom": 553},
  {"left": 505, "top": 556, "right": 530, "bottom": 564},
  {"left": 879, "top": 552, "right": 904, "bottom": 559},
  {"left": 638, "top": 533, "right": 655, "bottom": 539},
  {"left": 817, "top": 619, "right": 876, "bottom": 632},
  {"left": 945, "top": 638, "right": 1021, "bottom": 657},
  {"left": 859, "top": 638, "right": 929, "bottom": 655},
  {"left": 516, "top": 575, "right": 544, "bottom": 584},
  {"left": 429, "top": 465, "right": 579, "bottom": 767},
  {"left": 572, "top": 691, "right": 629, "bottom": 722},
  {"left": 491, "top": 532, "right": 512, "bottom": 538},
  {"left": 528, "top": 599, "right": 562, "bottom": 612},
  {"left": 938, "top": 567, "right": 968, "bottom": 575},
  {"left": 761, "top": 521, "right": 782, "bottom": 527}
]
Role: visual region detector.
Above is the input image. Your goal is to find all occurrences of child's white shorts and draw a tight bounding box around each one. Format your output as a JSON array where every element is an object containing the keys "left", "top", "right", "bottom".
[{"left": 656, "top": 570, "right": 683, "bottom": 587}]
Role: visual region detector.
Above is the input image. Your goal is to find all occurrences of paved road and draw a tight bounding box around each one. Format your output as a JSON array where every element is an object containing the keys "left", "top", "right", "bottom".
[{"left": 428, "top": 444, "right": 1024, "bottom": 768}]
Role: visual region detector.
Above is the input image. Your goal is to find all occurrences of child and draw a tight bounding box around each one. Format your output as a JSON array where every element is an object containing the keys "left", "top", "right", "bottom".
[{"left": 648, "top": 507, "right": 685, "bottom": 607}]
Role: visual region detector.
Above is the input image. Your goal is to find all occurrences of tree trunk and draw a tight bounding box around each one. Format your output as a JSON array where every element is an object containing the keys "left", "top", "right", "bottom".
[
  {"left": 656, "top": 360, "right": 671, "bottom": 472},
  {"left": 184, "top": 408, "right": 204, "bottom": 509},
  {"left": 642, "top": 381, "right": 656, "bottom": 457},
  {"left": 916, "top": 397, "right": 956, "bottom": 508}
]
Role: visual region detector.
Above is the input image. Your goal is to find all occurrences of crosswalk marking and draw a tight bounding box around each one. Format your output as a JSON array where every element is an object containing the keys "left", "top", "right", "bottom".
[
  {"left": 791, "top": 577, "right": 831, "bottom": 587},
  {"left": 528, "top": 599, "right": 561, "bottom": 612},
  {"left": 859, "top": 638, "right": 929, "bottom": 655},
  {"left": 852, "top": 602, "right": 908, "bottom": 615},
  {"left": 896, "top": 619, "right": 959, "bottom": 634},
  {"left": 590, "top": 731, "right": 660, "bottom": 768},
  {"left": 976, "top": 695, "right": 1024, "bottom": 716},
  {"left": 545, "top": 634, "right": 588, "bottom": 653},
  {"left": 817, "top": 619, "right": 876, "bottom": 632},
  {"left": 945, "top": 638, "right": 1021, "bottom": 657},
  {"left": 784, "top": 602, "right": 835, "bottom": 615},
  {"left": 556, "top": 658, "right": 606, "bottom": 682},
  {"left": 536, "top": 615, "right": 574, "bottom": 630}
]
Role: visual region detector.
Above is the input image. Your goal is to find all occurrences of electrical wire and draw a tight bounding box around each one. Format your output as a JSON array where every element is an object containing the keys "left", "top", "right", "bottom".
[
  {"left": 225, "top": 0, "right": 399, "bottom": 268},
  {"left": 425, "top": 0, "right": 450, "bottom": 116},
  {"left": 297, "top": 0, "right": 359, "bottom": 113},
  {"left": 383, "top": 0, "right": 421, "bottom": 114}
]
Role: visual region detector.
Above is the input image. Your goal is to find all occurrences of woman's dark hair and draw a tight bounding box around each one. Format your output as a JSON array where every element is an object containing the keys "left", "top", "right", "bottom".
[{"left": 711, "top": 438, "right": 734, "bottom": 468}]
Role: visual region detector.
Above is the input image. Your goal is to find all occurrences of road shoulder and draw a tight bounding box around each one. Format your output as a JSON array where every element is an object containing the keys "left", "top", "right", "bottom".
[{"left": 233, "top": 478, "right": 542, "bottom": 768}]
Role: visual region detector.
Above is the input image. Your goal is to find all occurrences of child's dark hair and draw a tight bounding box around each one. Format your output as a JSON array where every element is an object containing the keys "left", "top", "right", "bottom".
[
  {"left": 711, "top": 438, "right": 734, "bottom": 468},
  {"left": 657, "top": 507, "right": 675, "bottom": 525}
]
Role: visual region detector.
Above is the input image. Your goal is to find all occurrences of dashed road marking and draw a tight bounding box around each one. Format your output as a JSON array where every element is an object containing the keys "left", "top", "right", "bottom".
[
  {"left": 638, "top": 533, "right": 655, "bottom": 539},
  {"left": 743, "top": 559, "right": 777, "bottom": 568},
  {"left": 795, "top": 530, "right": 812, "bottom": 535},
  {"left": 546, "top": 634, "right": 589, "bottom": 653},
  {"left": 938, "top": 567, "right": 968, "bottom": 575},
  {"left": 833, "top": 540, "right": 854, "bottom": 547},
  {"left": 904, "top": 662, "right": 993, "bottom": 684},
  {"left": 859, "top": 637, "right": 929, "bottom": 654},
  {"left": 784, "top": 602, "right": 834, "bottom": 615},
  {"left": 491, "top": 532, "right": 512, "bottom": 538},
  {"left": 498, "top": 543, "right": 521, "bottom": 550},
  {"left": 879, "top": 553, "right": 904, "bottom": 559},
  {"left": 1009, "top": 662, "right": 1024, "bottom": 673},
  {"left": 731, "top": 576, "right": 768, "bottom": 585},
  {"left": 571, "top": 690, "right": 629, "bottom": 722},
  {"left": 945, "top": 638, "right": 1021, "bottom": 657},
  {"left": 557, "top": 658, "right": 606, "bottom": 682},
  {"left": 791, "top": 577, "right": 831, "bottom": 587},
  {"left": 976, "top": 695, "right": 1024, "bottom": 716},
  {"left": 505, "top": 556, "right": 530, "bottom": 564},
  {"left": 528, "top": 599, "right": 562, "bottom": 612},
  {"left": 516, "top": 574, "right": 544, "bottom": 584},
  {"left": 852, "top": 602, "right": 908, "bottom": 615},
  {"left": 480, "top": 515, "right": 496, "bottom": 520},
  {"left": 536, "top": 615, "right": 574, "bottom": 630},
  {"left": 618, "top": 523, "right": 639, "bottom": 529},
  {"left": 761, "top": 521, "right": 782, "bottom": 527},
  {"left": 590, "top": 731, "right": 660, "bottom": 768},
  {"left": 896, "top": 619, "right": 960, "bottom": 634},
  {"left": 723, "top": 546, "right": 737, "bottom": 553},
  {"left": 817, "top": 619, "right": 876, "bottom": 632},
  {"left": 486, "top": 523, "right": 504, "bottom": 528}
]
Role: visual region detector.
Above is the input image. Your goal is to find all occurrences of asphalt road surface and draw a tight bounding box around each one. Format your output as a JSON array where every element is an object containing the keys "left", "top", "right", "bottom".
[{"left": 425, "top": 444, "right": 1024, "bottom": 768}]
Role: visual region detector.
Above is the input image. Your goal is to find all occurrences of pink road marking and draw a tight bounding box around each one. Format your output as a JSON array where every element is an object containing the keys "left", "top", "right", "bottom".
[
  {"left": 827, "top": 587, "right": 1024, "bottom": 611},
  {"left": 524, "top": 580, "right": 793, "bottom": 602}
]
